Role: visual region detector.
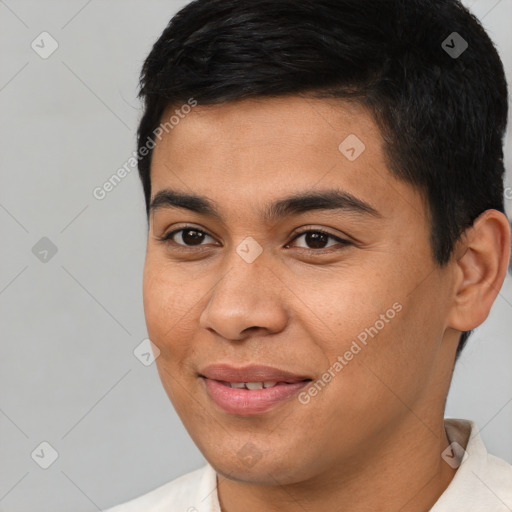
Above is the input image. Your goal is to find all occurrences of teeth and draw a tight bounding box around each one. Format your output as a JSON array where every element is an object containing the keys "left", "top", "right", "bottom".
[
  {"left": 228, "top": 381, "right": 279, "bottom": 389},
  {"left": 226, "top": 381, "right": 277, "bottom": 389},
  {"left": 245, "top": 382, "right": 264, "bottom": 390}
]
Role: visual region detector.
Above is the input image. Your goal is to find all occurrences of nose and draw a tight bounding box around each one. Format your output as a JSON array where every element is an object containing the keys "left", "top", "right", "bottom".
[{"left": 198, "top": 250, "right": 288, "bottom": 341}]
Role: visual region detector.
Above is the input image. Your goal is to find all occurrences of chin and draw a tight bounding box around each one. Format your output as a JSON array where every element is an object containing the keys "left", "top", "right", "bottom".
[{"left": 202, "top": 442, "right": 318, "bottom": 486}]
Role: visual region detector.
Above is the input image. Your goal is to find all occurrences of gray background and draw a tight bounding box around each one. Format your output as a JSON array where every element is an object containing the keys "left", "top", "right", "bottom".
[{"left": 0, "top": 1, "right": 511, "bottom": 510}]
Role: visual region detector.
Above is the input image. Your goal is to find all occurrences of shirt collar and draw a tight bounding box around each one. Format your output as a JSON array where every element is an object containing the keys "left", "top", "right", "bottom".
[{"left": 431, "top": 418, "right": 512, "bottom": 510}]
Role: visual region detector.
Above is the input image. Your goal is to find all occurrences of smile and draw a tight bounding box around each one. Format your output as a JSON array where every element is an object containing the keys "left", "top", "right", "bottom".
[
  {"left": 199, "top": 364, "right": 312, "bottom": 415},
  {"left": 201, "top": 378, "right": 311, "bottom": 415},
  {"left": 222, "top": 381, "right": 300, "bottom": 389}
]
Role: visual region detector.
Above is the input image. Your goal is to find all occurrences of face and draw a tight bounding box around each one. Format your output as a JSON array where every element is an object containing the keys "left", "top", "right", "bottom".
[{"left": 143, "top": 96, "right": 458, "bottom": 485}]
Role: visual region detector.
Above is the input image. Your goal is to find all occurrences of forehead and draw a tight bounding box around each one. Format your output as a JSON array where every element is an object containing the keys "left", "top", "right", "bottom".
[
  {"left": 150, "top": 95, "right": 425, "bottom": 223},
  {"left": 155, "top": 95, "right": 380, "bottom": 158}
]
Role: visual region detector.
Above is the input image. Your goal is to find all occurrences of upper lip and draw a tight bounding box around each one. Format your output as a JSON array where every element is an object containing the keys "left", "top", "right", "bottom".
[{"left": 199, "top": 364, "right": 311, "bottom": 383}]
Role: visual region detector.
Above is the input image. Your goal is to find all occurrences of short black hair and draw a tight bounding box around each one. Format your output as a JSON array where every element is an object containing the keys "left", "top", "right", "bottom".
[{"left": 136, "top": 0, "right": 509, "bottom": 357}]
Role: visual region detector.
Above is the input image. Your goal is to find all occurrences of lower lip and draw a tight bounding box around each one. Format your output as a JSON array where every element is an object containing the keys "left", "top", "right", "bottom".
[{"left": 202, "top": 378, "right": 310, "bottom": 415}]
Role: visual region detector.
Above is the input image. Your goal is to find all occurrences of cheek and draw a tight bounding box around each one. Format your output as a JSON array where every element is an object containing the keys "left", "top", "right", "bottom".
[
  {"left": 142, "top": 256, "right": 201, "bottom": 357},
  {"left": 300, "top": 272, "right": 400, "bottom": 353},
  {"left": 339, "top": 281, "right": 447, "bottom": 413},
  {"left": 307, "top": 265, "right": 429, "bottom": 397},
  {"left": 143, "top": 259, "right": 203, "bottom": 412}
]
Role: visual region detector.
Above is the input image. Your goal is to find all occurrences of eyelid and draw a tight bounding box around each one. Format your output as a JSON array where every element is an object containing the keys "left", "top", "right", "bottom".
[
  {"left": 157, "top": 224, "right": 216, "bottom": 245},
  {"left": 290, "top": 225, "right": 347, "bottom": 240},
  {"left": 287, "top": 227, "right": 351, "bottom": 249},
  {"left": 158, "top": 224, "right": 351, "bottom": 253}
]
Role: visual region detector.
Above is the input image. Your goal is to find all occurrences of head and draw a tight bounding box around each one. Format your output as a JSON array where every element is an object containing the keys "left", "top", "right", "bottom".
[{"left": 138, "top": 0, "right": 510, "bottom": 486}]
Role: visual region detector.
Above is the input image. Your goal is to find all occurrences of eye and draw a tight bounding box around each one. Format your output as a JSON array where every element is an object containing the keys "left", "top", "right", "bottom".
[
  {"left": 286, "top": 229, "right": 350, "bottom": 251},
  {"left": 157, "top": 226, "right": 351, "bottom": 253},
  {"left": 158, "top": 226, "right": 216, "bottom": 248}
]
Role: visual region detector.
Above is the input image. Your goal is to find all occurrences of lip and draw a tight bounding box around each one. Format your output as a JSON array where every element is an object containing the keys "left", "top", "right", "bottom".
[
  {"left": 199, "top": 364, "right": 312, "bottom": 416},
  {"left": 199, "top": 364, "right": 311, "bottom": 383}
]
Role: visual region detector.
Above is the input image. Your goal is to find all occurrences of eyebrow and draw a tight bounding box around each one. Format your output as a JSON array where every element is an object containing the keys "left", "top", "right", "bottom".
[{"left": 149, "top": 188, "right": 381, "bottom": 222}]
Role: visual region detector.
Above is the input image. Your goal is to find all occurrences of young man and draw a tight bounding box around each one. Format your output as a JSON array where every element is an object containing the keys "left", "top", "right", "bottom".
[{"left": 106, "top": 0, "right": 511, "bottom": 510}]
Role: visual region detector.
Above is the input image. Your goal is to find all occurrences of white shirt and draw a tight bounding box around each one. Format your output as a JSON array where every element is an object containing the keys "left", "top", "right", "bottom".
[{"left": 104, "top": 419, "right": 512, "bottom": 512}]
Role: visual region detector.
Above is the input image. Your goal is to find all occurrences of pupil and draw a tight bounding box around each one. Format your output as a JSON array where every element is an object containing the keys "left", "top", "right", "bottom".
[
  {"left": 183, "top": 229, "right": 204, "bottom": 245},
  {"left": 306, "top": 232, "right": 327, "bottom": 249}
]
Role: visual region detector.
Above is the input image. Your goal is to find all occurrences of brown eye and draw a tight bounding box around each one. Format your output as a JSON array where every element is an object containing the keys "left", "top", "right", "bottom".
[
  {"left": 160, "top": 227, "right": 215, "bottom": 247},
  {"left": 179, "top": 229, "right": 207, "bottom": 246},
  {"left": 288, "top": 229, "right": 350, "bottom": 251},
  {"left": 301, "top": 232, "right": 330, "bottom": 249}
]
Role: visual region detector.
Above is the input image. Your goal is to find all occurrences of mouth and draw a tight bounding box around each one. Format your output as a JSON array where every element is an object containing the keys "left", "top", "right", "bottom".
[
  {"left": 199, "top": 364, "right": 312, "bottom": 415},
  {"left": 213, "top": 380, "right": 309, "bottom": 389}
]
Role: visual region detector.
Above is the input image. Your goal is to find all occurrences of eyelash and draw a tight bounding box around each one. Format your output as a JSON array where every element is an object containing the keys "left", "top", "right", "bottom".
[{"left": 157, "top": 225, "right": 351, "bottom": 253}]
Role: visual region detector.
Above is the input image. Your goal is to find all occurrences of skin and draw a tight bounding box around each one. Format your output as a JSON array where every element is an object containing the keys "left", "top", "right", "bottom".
[{"left": 143, "top": 95, "right": 510, "bottom": 512}]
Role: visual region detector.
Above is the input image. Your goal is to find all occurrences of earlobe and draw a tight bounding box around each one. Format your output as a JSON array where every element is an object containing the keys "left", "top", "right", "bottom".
[{"left": 447, "top": 209, "right": 511, "bottom": 332}]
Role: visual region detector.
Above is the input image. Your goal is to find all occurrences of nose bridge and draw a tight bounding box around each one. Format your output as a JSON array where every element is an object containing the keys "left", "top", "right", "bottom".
[
  {"left": 199, "top": 241, "right": 287, "bottom": 339},
  {"left": 218, "top": 234, "right": 268, "bottom": 293}
]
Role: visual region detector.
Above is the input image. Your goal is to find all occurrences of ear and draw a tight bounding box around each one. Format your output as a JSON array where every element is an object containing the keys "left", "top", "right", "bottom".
[{"left": 447, "top": 209, "right": 511, "bottom": 332}]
